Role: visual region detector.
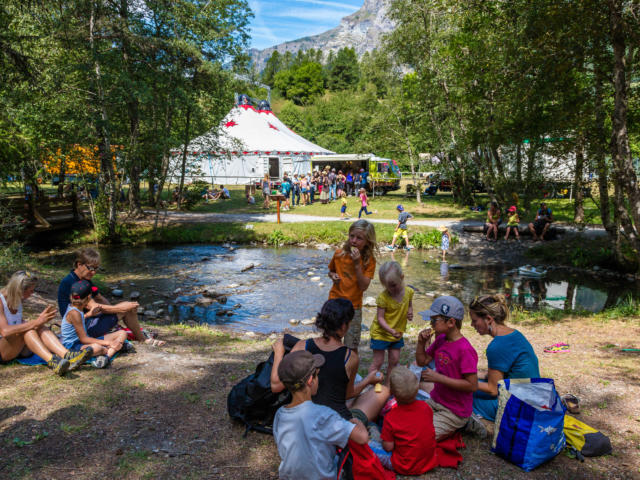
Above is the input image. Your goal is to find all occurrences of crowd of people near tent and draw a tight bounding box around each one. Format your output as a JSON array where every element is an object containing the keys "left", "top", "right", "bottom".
[
  {"left": 268, "top": 219, "right": 544, "bottom": 478},
  {"left": 0, "top": 248, "right": 166, "bottom": 375},
  {"left": 261, "top": 166, "right": 371, "bottom": 211}
]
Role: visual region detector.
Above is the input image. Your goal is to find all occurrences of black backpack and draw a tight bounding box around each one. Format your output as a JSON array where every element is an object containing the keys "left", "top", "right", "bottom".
[{"left": 227, "top": 334, "right": 299, "bottom": 436}]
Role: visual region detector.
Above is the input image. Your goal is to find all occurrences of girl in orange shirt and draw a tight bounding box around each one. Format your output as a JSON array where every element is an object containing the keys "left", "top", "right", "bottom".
[{"left": 328, "top": 220, "right": 377, "bottom": 352}]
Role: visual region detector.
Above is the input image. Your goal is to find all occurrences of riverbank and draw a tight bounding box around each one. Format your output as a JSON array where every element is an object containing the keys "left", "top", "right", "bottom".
[{"left": 1, "top": 283, "right": 639, "bottom": 479}]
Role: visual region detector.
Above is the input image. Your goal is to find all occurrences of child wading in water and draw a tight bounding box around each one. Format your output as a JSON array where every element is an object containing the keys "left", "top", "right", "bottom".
[
  {"left": 358, "top": 188, "right": 373, "bottom": 218},
  {"left": 388, "top": 204, "right": 412, "bottom": 250},
  {"left": 440, "top": 226, "right": 450, "bottom": 261},
  {"left": 328, "top": 220, "right": 377, "bottom": 352},
  {"left": 61, "top": 280, "right": 128, "bottom": 368},
  {"left": 339, "top": 191, "right": 349, "bottom": 219},
  {"left": 416, "top": 296, "right": 479, "bottom": 440},
  {"left": 370, "top": 261, "right": 413, "bottom": 379},
  {"left": 504, "top": 205, "right": 520, "bottom": 241}
]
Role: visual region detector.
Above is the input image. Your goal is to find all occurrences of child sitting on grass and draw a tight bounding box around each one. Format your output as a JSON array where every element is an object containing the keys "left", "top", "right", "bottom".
[
  {"left": 61, "top": 280, "right": 128, "bottom": 369},
  {"left": 369, "top": 261, "right": 413, "bottom": 380},
  {"left": 273, "top": 350, "right": 369, "bottom": 480},
  {"left": 369, "top": 366, "right": 438, "bottom": 475},
  {"left": 416, "top": 296, "right": 478, "bottom": 440}
]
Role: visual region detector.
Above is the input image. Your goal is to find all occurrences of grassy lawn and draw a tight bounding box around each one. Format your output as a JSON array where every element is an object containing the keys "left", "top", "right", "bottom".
[{"left": 186, "top": 184, "right": 603, "bottom": 225}]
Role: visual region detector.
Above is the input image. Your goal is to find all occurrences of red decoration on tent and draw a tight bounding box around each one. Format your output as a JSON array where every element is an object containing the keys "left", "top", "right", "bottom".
[
  {"left": 265, "top": 151, "right": 271, "bottom": 154},
  {"left": 225, "top": 120, "right": 237, "bottom": 127},
  {"left": 268, "top": 122, "right": 279, "bottom": 131},
  {"left": 232, "top": 151, "right": 238, "bottom": 154},
  {"left": 239, "top": 104, "right": 257, "bottom": 112},
  {"left": 259, "top": 110, "right": 273, "bottom": 115},
  {"left": 243, "top": 151, "right": 249, "bottom": 154}
]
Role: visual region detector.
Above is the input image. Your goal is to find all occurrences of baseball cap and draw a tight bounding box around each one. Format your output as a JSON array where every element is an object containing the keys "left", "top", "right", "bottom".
[
  {"left": 419, "top": 296, "right": 465, "bottom": 321},
  {"left": 278, "top": 350, "right": 325, "bottom": 390},
  {"left": 396, "top": 204, "right": 404, "bottom": 211},
  {"left": 70, "top": 280, "right": 97, "bottom": 300}
]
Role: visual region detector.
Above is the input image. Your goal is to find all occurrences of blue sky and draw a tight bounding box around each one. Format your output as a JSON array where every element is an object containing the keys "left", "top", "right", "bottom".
[{"left": 248, "top": 0, "right": 363, "bottom": 50}]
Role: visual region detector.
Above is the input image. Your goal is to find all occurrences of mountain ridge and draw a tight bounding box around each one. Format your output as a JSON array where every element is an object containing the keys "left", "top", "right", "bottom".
[{"left": 250, "top": 0, "right": 394, "bottom": 71}]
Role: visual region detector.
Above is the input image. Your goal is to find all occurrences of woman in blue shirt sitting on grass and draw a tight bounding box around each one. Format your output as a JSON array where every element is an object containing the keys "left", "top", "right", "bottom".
[{"left": 468, "top": 294, "right": 540, "bottom": 426}]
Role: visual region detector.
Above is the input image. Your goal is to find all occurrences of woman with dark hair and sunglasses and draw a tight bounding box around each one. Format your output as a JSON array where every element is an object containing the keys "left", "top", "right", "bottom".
[
  {"left": 0, "top": 271, "right": 92, "bottom": 375},
  {"left": 467, "top": 294, "right": 539, "bottom": 434},
  {"left": 57, "top": 248, "right": 165, "bottom": 346},
  {"left": 271, "top": 298, "right": 389, "bottom": 423}
]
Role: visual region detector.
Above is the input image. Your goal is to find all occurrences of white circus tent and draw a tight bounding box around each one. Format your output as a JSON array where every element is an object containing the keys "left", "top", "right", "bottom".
[{"left": 171, "top": 103, "right": 333, "bottom": 185}]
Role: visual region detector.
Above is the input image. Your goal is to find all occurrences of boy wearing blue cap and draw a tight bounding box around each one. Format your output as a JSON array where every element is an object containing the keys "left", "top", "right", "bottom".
[
  {"left": 388, "top": 205, "right": 413, "bottom": 251},
  {"left": 415, "top": 296, "right": 479, "bottom": 440}
]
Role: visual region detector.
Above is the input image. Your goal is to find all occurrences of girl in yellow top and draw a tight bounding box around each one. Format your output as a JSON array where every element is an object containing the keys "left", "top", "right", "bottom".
[
  {"left": 370, "top": 261, "right": 414, "bottom": 379},
  {"left": 504, "top": 205, "right": 520, "bottom": 241}
]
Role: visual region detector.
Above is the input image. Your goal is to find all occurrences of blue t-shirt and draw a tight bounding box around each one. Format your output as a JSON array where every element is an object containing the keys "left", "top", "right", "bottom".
[
  {"left": 486, "top": 330, "right": 540, "bottom": 379},
  {"left": 281, "top": 181, "right": 291, "bottom": 195},
  {"left": 537, "top": 208, "right": 552, "bottom": 221},
  {"left": 58, "top": 270, "right": 81, "bottom": 316},
  {"left": 58, "top": 271, "right": 97, "bottom": 317},
  {"left": 397, "top": 211, "right": 412, "bottom": 229},
  {"left": 360, "top": 172, "right": 368, "bottom": 185}
]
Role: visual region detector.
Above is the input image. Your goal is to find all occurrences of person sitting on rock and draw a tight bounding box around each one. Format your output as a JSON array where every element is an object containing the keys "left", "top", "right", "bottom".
[
  {"left": 57, "top": 248, "right": 165, "bottom": 346},
  {"left": 528, "top": 202, "right": 553, "bottom": 241},
  {"left": 0, "top": 271, "right": 92, "bottom": 375}
]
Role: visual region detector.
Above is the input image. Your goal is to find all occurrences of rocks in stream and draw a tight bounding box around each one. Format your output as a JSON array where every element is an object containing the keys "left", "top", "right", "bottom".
[
  {"left": 363, "top": 296, "right": 376, "bottom": 307},
  {"left": 111, "top": 289, "right": 123, "bottom": 297},
  {"left": 130, "top": 291, "right": 140, "bottom": 300},
  {"left": 143, "top": 310, "right": 156, "bottom": 318},
  {"left": 241, "top": 263, "right": 255, "bottom": 272}
]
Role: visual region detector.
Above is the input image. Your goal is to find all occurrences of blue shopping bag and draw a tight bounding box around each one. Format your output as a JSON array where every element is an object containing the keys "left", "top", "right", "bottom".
[{"left": 491, "top": 378, "right": 566, "bottom": 471}]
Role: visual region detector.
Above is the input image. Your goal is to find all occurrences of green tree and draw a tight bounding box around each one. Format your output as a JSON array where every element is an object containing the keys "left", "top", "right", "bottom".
[{"left": 327, "top": 48, "right": 360, "bottom": 91}]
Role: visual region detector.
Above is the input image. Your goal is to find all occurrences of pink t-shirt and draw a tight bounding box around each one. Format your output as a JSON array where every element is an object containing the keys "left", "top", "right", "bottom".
[
  {"left": 359, "top": 193, "right": 367, "bottom": 206},
  {"left": 425, "top": 334, "right": 478, "bottom": 417}
]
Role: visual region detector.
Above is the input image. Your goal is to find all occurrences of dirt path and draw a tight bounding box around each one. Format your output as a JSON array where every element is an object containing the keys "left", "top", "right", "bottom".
[{"left": 143, "top": 209, "right": 478, "bottom": 228}]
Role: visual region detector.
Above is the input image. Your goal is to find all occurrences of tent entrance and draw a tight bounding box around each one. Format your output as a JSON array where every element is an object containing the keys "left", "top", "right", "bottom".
[{"left": 269, "top": 157, "right": 279, "bottom": 179}]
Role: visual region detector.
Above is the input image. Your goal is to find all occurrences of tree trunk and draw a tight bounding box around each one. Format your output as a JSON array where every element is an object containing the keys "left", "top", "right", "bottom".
[
  {"left": 609, "top": 0, "right": 640, "bottom": 258},
  {"left": 523, "top": 143, "right": 538, "bottom": 210},
  {"left": 90, "top": 2, "right": 118, "bottom": 240},
  {"left": 515, "top": 143, "right": 522, "bottom": 183},
  {"left": 593, "top": 65, "right": 614, "bottom": 233},
  {"left": 177, "top": 104, "right": 192, "bottom": 210},
  {"left": 573, "top": 137, "right": 585, "bottom": 224}
]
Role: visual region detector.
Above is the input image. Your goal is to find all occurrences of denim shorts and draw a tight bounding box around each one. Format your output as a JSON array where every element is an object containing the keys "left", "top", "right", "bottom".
[
  {"left": 340, "top": 205, "right": 347, "bottom": 213},
  {"left": 85, "top": 314, "right": 119, "bottom": 338},
  {"left": 370, "top": 338, "right": 405, "bottom": 350}
]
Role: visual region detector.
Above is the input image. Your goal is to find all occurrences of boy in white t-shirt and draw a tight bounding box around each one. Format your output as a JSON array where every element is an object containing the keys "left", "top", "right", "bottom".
[{"left": 273, "top": 350, "right": 369, "bottom": 480}]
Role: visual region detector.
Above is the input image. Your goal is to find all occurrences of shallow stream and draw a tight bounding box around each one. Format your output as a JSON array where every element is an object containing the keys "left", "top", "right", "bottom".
[{"left": 40, "top": 245, "right": 640, "bottom": 333}]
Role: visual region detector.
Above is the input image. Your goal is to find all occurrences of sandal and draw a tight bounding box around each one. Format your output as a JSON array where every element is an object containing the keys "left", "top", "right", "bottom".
[
  {"left": 144, "top": 338, "right": 166, "bottom": 347},
  {"left": 562, "top": 394, "right": 581, "bottom": 414},
  {"left": 544, "top": 342, "right": 570, "bottom": 353}
]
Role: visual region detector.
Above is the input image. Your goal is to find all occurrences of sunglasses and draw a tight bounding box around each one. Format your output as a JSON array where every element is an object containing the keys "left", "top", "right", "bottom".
[
  {"left": 84, "top": 264, "right": 100, "bottom": 272},
  {"left": 16, "top": 270, "right": 32, "bottom": 277}
]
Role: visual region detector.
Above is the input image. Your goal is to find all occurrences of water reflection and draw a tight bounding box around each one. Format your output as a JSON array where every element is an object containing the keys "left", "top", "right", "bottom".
[{"left": 35, "top": 245, "right": 640, "bottom": 332}]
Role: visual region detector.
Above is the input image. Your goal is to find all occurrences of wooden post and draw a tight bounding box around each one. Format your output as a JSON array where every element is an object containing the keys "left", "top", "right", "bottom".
[{"left": 277, "top": 197, "right": 281, "bottom": 224}]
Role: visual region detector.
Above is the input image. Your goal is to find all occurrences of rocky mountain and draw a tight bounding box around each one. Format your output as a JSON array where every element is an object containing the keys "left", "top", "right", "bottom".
[{"left": 250, "top": 0, "right": 394, "bottom": 71}]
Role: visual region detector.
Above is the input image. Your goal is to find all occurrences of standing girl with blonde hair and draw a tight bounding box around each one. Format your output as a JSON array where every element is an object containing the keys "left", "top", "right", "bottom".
[
  {"left": 328, "top": 220, "right": 377, "bottom": 352},
  {"left": 369, "top": 261, "right": 413, "bottom": 379},
  {"left": 0, "top": 271, "right": 91, "bottom": 375}
]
